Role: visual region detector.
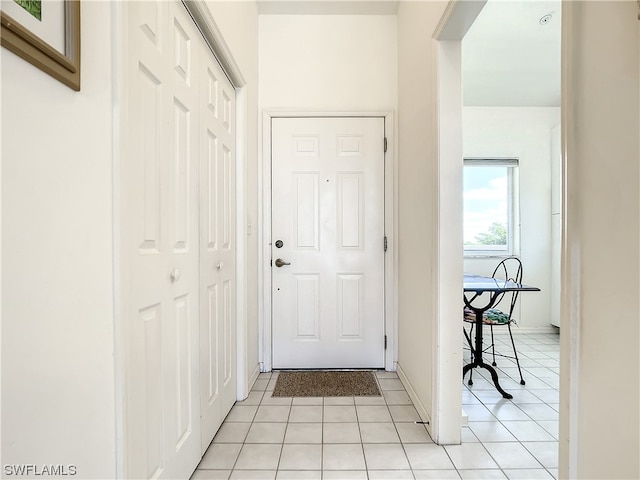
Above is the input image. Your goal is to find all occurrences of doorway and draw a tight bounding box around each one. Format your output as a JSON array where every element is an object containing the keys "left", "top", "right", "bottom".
[
  {"left": 260, "top": 112, "right": 397, "bottom": 372},
  {"left": 431, "top": 0, "right": 562, "bottom": 452}
]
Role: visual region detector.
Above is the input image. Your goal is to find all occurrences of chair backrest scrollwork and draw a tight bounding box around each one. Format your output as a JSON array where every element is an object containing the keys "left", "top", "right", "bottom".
[{"left": 491, "top": 256, "right": 523, "bottom": 321}]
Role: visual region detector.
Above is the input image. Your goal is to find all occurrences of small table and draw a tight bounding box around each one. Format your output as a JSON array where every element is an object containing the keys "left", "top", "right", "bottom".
[{"left": 463, "top": 274, "right": 540, "bottom": 399}]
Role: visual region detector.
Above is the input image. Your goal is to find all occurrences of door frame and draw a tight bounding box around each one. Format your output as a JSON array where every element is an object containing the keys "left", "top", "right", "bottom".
[
  {"left": 431, "top": 0, "right": 576, "bottom": 472},
  {"left": 429, "top": 0, "right": 487, "bottom": 445},
  {"left": 259, "top": 110, "right": 397, "bottom": 372}
]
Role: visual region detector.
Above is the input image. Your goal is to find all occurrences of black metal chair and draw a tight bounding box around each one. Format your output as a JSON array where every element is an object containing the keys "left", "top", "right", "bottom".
[{"left": 463, "top": 256, "right": 526, "bottom": 385}]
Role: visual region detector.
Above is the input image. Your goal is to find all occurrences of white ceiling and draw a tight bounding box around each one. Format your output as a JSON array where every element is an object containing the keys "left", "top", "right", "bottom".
[{"left": 462, "top": 0, "right": 561, "bottom": 107}]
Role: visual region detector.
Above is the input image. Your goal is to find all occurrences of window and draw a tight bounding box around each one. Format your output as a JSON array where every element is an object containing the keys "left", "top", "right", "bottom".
[{"left": 463, "top": 158, "right": 518, "bottom": 255}]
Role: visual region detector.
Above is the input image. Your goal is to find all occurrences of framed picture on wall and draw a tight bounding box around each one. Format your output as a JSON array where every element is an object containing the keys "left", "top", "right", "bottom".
[{"left": 0, "top": 0, "right": 80, "bottom": 91}]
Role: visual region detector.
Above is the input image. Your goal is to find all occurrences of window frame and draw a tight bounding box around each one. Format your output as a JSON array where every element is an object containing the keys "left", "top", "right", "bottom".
[{"left": 463, "top": 158, "right": 519, "bottom": 257}]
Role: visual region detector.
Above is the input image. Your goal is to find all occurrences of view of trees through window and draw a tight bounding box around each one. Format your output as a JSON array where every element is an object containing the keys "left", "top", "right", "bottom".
[
  {"left": 464, "top": 160, "right": 516, "bottom": 252},
  {"left": 473, "top": 221, "right": 507, "bottom": 246}
]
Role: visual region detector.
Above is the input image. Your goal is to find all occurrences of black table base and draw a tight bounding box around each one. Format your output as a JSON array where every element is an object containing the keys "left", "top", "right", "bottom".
[
  {"left": 463, "top": 353, "right": 513, "bottom": 399},
  {"left": 463, "top": 296, "right": 513, "bottom": 399},
  {"left": 463, "top": 274, "right": 540, "bottom": 400}
]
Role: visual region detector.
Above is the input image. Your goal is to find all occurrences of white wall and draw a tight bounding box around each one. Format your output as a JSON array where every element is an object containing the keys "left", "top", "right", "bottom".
[
  {"left": 205, "top": 0, "right": 261, "bottom": 392},
  {"left": 1, "top": 2, "right": 117, "bottom": 477},
  {"left": 463, "top": 106, "right": 560, "bottom": 332},
  {"left": 258, "top": 13, "right": 398, "bottom": 370},
  {"left": 0, "top": 3, "right": 261, "bottom": 477},
  {"left": 560, "top": 2, "right": 639, "bottom": 478},
  {"left": 396, "top": 0, "right": 448, "bottom": 434},
  {"left": 258, "top": 14, "right": 398, "bottom": 110}
]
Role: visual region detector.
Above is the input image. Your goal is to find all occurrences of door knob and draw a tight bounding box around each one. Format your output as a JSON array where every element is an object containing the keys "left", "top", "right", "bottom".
[
  {"left": 170, "top": 269, "right": 180, "bottom": 282},
  {"left": 274, "top": 258, "right": 291, "bottom": 268},
  {"left": 216, "top": 262, "right": 223, "bottom": 270}
]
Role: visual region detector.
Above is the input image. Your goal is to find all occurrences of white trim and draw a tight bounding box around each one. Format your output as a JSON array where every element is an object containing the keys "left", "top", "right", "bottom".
[
  {"left": 559, "top": 2, "right": 579, "bottom": 477},
  {"left": 111, "top": 2, "right": 125, "bottom": 477},
  {"left": 182, "top": 0, "right": 246, "bottom": 87},
  {"left": 259, "top": 109, "right": 398, "bottom": 372},
  {"left": 492, "top": 326, "right": 560, "bottom": 336},
  {"left": 384, "top": 111, "right": 399, "bottom": 372},
  {"left": 397, "top": 363, "right": 432, "bottom": 434},
  {"left": 462, "top": 159, "right": 519, "bottom": 256},
  {"left": 431, "top": 38, "right": 464, "bottom": 445},
  {"left": 248, "top": 363, "right": 261, "bottom": 391},
  {"left": 259, "top": 111, "right": 272, "bottom": 372},
  {"left": 431, "top": 0, "right": 486, "bottom": 446},
  {"left": 235, "top": 87, "right": 249, "bottom": 400},
  {"left": 433, "top": 0, "right": 487, "bottom": 41}
]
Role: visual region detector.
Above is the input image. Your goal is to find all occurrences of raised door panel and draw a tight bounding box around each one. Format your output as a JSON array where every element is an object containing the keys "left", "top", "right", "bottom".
[
  {"left": 173, "top": 294, "right": 194, "bottom": 449},
  {"left": 337, "top": 173, "right": 364, "bottom": 250},
  {"left": 140, "top": 304, "right": 164, "bottom": 479},
  {"left": 294, "top": 173, "right": 320, "bottom": 250},
  {"left": 337, "top": 274, "right": 364, "bottom": 339},
  {"left": 294, "top": 274, "right": 320, "bottom": 340},
  {"left": 134, "top": 57, "right": 163, "bottom": 254}
]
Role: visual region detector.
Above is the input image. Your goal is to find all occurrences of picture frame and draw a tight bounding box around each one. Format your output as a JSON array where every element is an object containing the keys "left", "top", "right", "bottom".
[{"left": 1, "top": 0, "right": 80, "bottom": 91}]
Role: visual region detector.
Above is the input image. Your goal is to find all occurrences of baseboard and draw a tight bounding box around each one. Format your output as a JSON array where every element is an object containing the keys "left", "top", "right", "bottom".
[
  {"left": 494, "top": 325, "right": 560, "bottom": 335},
  {"left": 248, "top": 363, "right": 261, "bottom": 392},
  {"left": 396, "top": 363, "right": 433, "bottom": 438},
  {"left": 461, "top": 407, "right": 469, "bottom": 426}
]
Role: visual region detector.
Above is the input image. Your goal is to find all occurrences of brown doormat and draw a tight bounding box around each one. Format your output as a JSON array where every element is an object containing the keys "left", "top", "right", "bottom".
[{"left": 272, "top": 370, "right": 381, "bottom": 397}]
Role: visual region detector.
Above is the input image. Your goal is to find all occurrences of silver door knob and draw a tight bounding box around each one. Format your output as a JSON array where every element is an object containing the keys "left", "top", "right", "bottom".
[
  {"left": 216, "top": 262, "right": 223, "bottom": 270},
  {"left": 170, "top": 269, "right": 180, "bottom": 281},
  {"left": 274, "top": 258, "right": 291, "bottom": 268}
]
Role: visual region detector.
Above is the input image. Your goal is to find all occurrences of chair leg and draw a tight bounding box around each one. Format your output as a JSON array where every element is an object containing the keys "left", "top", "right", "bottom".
[
  {"left": 490, "top": 324, "right": 497, "bottom": 366},
  {"left": 464, "top": 324, "right": 474, "bottom": 386},
  {"left": 507, "top": 322, "right": 525, "bottom": 385}
]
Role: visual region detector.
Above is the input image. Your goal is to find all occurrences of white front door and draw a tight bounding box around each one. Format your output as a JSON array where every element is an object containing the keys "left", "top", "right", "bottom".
[
  {"left": 271, "top": 117, "right": 385, "bottom": 369},
  {"left": 122, "top": 2, "right": 236, "bottom": 478}
]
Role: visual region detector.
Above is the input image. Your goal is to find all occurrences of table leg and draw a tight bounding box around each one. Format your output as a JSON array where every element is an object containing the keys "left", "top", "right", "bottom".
[
  {"left": 480, "top": 362, "right": 513, "bottom": 399},
  {"left": 463, "top": 359, "right": 513, "bottom": 399},
  {"left": 463, "top": 308, "right": 513, "bottom": 399}
]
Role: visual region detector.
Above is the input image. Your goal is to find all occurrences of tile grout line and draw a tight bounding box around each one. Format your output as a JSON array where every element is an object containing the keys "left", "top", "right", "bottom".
[
  {"left": 320, "top": 396, "right": 325, "bottom": 479},
  {"left": 351, "top": 391, "right": 368, "bottom": 478},
  {"left": 380, "top": 376, "right": 421, "bottom": 480},
  {"left": 199, "top": 346, "right": 559, "bottom": 479},
  {"left": 228, "top": 372, "right": 268, "bottom": 477}
]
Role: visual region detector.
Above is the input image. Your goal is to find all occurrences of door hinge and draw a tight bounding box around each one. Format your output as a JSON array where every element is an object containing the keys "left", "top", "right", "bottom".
[
  {"left": 384, "top": 137, "right": 388, "bottom": 153},
  {"left": 384, "top": 335, "right": 388, "bottom": 350},
  {"left": 384, "top": 236, "right": 388, "bottom": 252}
]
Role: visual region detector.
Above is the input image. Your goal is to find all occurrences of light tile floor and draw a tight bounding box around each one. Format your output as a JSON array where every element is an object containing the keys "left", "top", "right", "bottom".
[{"left": 192, "top": 332, "right": 560, "bottom": 480}]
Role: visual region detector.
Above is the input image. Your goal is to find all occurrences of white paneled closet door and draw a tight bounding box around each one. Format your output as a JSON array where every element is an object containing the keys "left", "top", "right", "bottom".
[
  {"left": 198, "top": 34, "right": 237, "bottom": 451},
  {"left": 121, "top": 2, "right": 236, "bottom": 478}
]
